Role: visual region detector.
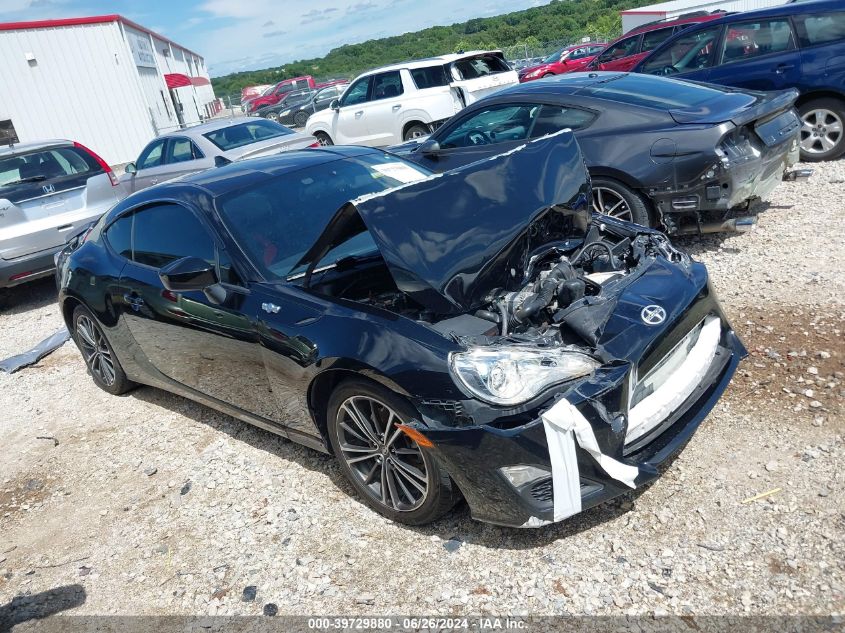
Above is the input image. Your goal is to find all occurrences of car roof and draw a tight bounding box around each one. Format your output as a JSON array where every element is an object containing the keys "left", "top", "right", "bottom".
[
  {"left": 659, "top": 0, "right": 841, "bottom": 31},
  {"left": 483, "top": 71, "right": 721, "bottom": 109},
  {"left": 157, "top": 146, "right": 383, "bottom": 197},
  {"left": 0, "top": 139, "right": 72, "bottom": 157},
  {"left": 156, "top": 118, "right": 288, "bottom": 139},
  {"left": 358, "top": 50, "right": 506, "bottom": 76}
]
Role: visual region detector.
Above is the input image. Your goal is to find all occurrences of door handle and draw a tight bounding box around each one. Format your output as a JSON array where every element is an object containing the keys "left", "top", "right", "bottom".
[
  {"left": 392, "top": 104, "right": 402, "bottom": 111},
  {"left": 774, "top": 64, "right": 794, "bottom": 74},
  {"left": 354, "top": 111, "right": 364, "bottom": 118},
  {"left": 123, "top": 293, "right": 145, "bottom": 311}
]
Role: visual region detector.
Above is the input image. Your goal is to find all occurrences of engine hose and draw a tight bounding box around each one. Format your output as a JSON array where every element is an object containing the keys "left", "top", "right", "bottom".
[
  {"left": 475, "top": 309, "right": 500, "bottom": 324},
  {"left": 498, "top": 302, "right": 510, "bottom": 336},
  {"left": 513, "top": 266, "right": 567, "bottom": 324}
]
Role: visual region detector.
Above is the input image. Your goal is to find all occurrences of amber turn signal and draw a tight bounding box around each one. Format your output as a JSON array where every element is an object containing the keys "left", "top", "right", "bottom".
[{"left": 395, "top": 423, "right": 434, "bottom": 448}]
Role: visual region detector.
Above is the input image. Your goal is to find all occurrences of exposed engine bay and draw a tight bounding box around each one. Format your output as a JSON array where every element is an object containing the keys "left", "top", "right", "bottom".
[{"left": 315, "top": 219, "right": 688, "bottom": 351}]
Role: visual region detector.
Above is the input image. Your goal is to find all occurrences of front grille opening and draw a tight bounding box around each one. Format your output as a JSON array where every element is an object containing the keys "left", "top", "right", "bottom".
[{"left": 529, "top": 477, "right": 604, "bottom": 503}]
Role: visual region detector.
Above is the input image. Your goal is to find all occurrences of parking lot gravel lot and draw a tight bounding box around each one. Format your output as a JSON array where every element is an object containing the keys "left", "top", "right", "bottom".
[{"left": 0, "top": 159, "right": 843, "bottom": 619}]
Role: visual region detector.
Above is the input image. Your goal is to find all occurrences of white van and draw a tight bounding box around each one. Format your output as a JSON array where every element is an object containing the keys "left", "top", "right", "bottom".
[{"left": 306, "top": 51, "right": 518, "bottom": 147}]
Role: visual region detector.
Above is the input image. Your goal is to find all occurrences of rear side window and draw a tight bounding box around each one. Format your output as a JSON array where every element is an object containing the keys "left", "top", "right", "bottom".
[
  {"left": 104, "top": 214, "right": 133, "bottom": 260},
  {"left": 794, "top": 12, "right": 845, "bottom": 46},
  {"left": 721, "top": 19, "right": 794, "bottom": 64},
  {"left": 132, "top": 203, "right": 215, "bottom": 269},
  {"left": 641, "top": 27, "right": 676, "bottom": 53},
  {"left": 166, "top": 138, "right": 202, "bottom": 163},
  {"left": 203, "top": 120, "right": 292, "bottom": 151},
  {"left": 411, "top": 66, "right": 450, "bottom": 89},
  {"left": 530, "top": 105, "right": 596, "bottom": 137},
  {"left": 0, "top": 146, "right": 102, "bottom": 203},
  {"left": 371, "top": 71, "right": 404, "bottom": 100},
  {"left": 451, "top": 54, "right": 510, "bottom": 80}
]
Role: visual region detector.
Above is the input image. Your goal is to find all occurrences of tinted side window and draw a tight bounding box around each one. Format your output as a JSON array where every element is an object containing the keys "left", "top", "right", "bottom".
[
  {"left": 440, "top": 104, "right": 539, "bottom": 149},
  {"left": 372, "top": 71, "right": 403, "bottom": 100},
  {"left": 640, "top": 26, "right": 722, "bottom": 75},
  {"left": 410, "top": 65, "right": 449, "bottom": 89},
  {"left": 104, "top": 214, "right": 133, "bottom": 260},
  {"left": 166, "top": 138, "right": 201, "bottom": 163},
  {"left": 641, "top": 27, "right": 676, "bottom": 53},
  {"left": 137, "top": 140, "right": 166, "bottom": 169},
  {"left": 794, "top": 12, "right": 845, "bottom": 46},
  {"left": 720, "top": 19, "right": 794, "bottom": 64},
  {"left": 530, "top": 105, "right": 596, "bottom": 137},
  {"left": 132, "top": 203, "right": 215, "bottom": 269},
  {"left": 341, "top": 77, "right": 371, "bottom": 106}
]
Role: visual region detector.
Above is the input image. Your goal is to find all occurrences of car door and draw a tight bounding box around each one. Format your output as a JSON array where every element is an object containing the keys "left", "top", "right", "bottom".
[
  {"left": 705, "top": 18, "right": 801, "bottom": 91},
  {"left": 410, "top": 103, "right": 541, "bottom": 172},
  {"left": 332, "top": 76, "right": 373, "bottom": 144},
  {"left": 125, "top": 138, "right": 169, "bottom": 193},
  {"left": 114, "top": 202, "right": 283, "bottom": 422},
  {"left": 362, "top": 71, "right": 407, "bottom": 146}
]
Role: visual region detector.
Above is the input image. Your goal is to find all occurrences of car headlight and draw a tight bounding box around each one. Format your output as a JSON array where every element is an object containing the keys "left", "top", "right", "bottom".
[
  {"left": 279, "top": 109, "right": 291, "bottom": 116},
  {"left": 449, "top": 346, "right": 600, "bottom": 406}
]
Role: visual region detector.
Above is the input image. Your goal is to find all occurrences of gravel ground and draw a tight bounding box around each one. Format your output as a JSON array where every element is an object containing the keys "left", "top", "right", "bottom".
[{"left": 0, "top": 160, "right": 843, "bottom": 620}]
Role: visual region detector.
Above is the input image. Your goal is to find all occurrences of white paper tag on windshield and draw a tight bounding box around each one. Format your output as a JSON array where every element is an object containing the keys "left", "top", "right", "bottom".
[{"left": 372, "top": 162, "right": 427, "bottom": 184}]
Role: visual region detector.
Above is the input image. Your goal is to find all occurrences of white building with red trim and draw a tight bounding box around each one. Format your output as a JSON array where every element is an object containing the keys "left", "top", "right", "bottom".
[
  {"left": 621, "top": 0, "right": 787, "bottom": 34},
  {"left": 0, "top": 15, "right": 219, "bottom": 164}
]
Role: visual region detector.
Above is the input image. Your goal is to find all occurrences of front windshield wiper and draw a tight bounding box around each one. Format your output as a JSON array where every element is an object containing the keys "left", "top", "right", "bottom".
[
  {"left": 286, "top": 253, "right": 376, "bottom": 282},
  {"left": 2, "top": 175, "right": 48, "bottom": 186}
]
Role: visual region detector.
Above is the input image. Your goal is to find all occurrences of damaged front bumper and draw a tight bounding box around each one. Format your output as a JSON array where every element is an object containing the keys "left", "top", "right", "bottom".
[{"left": 417, "top": 315, "right": 746, "bottom": 528}]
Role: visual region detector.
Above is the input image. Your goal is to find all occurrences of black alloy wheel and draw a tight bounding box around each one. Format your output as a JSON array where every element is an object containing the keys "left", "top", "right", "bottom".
[
  {"left": 72, "top": 305, "right": 133, "bottom": 395},
  {"left": 327, "top": 379, "right": 458, "bottom": 524}
]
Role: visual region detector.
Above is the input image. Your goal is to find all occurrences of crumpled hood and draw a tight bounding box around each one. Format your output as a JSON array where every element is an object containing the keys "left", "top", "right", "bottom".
[{"left": 300, "top": 130, "right": 591, "bottom": 315}]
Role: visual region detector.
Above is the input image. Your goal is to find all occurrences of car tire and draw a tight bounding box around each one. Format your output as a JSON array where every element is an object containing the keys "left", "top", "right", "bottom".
[
  {"left": 590, "top": 177, "right": 651, "bottom": 227},
  {"left": 72, "top": 305, "right": 134, "bottom": 395},
  {"left": 327, "top": 378, "right": 459, "bottom": 525},
  {"left": 263, "top": 112, "right": 278, "bottom": 121},
  {"left": 403, "top": 123, "right": 430, "bottom": 142},
  {"left": 798, "top": 98, "right": 845, "bottom": 162},
  {"left": 543, "top": 72, "right": 555, "bottom": 78},
  {"left": 314, "top": 132, "right": 333, "bottom": 146},
  {"left": 293, "top": 111, "right": 309, "bottom": 127}
]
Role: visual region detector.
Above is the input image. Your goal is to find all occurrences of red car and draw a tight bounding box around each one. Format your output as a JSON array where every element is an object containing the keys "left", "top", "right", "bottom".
[
  {"left": 588, "top": 12, "right": 725, "bottom": 73},
  {"left": 246, "top": 76, "right": 317, "bottom": 113},
  {"left": 518, "top": 43, "right": 607, "bottom": 82}
]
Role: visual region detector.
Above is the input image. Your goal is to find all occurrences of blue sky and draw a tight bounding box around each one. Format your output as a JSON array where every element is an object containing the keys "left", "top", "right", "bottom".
[{"left": 1, "top": 0, "right": 547, "bottom": 76}]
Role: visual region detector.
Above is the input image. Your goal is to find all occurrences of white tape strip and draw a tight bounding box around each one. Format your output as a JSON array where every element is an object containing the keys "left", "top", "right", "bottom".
[{"left": 542, "top": 398, "right": 640, "bottom": 522}]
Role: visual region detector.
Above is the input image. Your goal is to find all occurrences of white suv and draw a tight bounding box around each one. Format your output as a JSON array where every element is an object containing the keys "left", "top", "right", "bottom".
[{"left": 306, "top": 51, "right": 518, "bottom": 147}]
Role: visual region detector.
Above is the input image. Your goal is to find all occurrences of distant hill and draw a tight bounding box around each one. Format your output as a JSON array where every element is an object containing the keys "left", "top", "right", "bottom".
[{"left": 211, "top": 0, "right": 653, "bottom": 97}]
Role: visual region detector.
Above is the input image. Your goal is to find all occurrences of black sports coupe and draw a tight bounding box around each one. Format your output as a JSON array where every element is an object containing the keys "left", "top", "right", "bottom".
[
  {"left": 57, "top": 133, "right": 745, "bottom": 527},
  {"left": 390, "top": 72, "right": 805, "bottom": 235}
]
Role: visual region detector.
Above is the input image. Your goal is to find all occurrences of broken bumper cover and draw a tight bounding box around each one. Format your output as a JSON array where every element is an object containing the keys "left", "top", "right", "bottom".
[
  {"left": 652, "top": 140, "right": 799, "bottom": 234},
  {"left": 422, "top": 321, "right": 746, "bottom": 528}
]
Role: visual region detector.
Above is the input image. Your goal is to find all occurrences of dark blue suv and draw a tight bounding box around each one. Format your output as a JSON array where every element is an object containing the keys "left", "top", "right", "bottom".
[{"left": 634, "top": 0, "right": 845, "bottom": 161}]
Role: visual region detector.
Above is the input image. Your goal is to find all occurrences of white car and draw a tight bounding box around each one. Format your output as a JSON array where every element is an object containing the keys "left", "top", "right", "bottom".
[{"left": 306, "top": 51, "right": 519, "bottom": 147}]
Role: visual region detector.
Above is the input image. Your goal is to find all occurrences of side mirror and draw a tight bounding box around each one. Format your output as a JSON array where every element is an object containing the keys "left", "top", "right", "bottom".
[
  {"left": 159, "top": 256, "right": 218, "bottom": 292},
  {"left": 419, "top": 139, "right": 440, "bottom": 155},
  {"left": 125, "top": 162, "right": 137, "bottom": 175},
  {"left": 214, "top": 155, "right": 232, "bottom": 168},
  {"left": 330, "top": 99, "right": 340, "bottom": 111}
]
